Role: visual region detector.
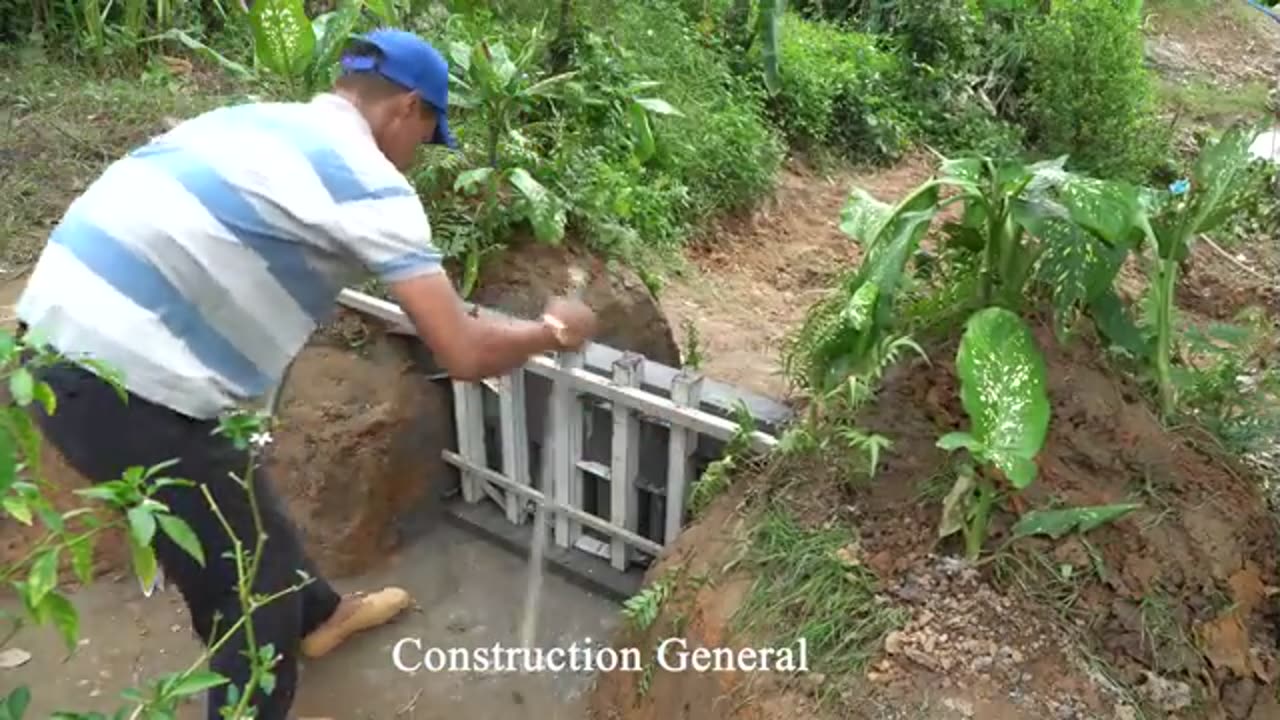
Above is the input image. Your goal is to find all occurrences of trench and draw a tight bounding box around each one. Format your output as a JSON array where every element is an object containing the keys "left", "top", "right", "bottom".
[{"left": 0, "top": 280, "right": 794, "bottom": 719}]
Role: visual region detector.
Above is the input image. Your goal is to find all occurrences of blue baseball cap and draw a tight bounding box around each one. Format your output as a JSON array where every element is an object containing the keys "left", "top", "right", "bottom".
[{"left": 341, "top": 28, "right": 457, "bottom": 149}]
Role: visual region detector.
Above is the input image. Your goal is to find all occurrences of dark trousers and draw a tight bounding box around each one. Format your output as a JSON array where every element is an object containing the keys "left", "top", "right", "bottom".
[{"left": 31, "top": 362, "right": 341, "bottom": 719}]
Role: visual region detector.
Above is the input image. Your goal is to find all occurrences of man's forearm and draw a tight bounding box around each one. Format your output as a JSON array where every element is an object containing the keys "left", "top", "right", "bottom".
[{"left": 460, "top": 313, "right": 561, "bottom": 379}]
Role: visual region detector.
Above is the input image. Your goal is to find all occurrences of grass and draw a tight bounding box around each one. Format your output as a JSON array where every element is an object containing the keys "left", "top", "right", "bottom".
[
  {"left": 0, "top": 55, "right": 251, "bottom": 269},
  {"left": 731, "top": 504, "right": 907, "bottom": 705},
  {"left": 1158, "top": 78, "right": 1272, "bottom": 126}
]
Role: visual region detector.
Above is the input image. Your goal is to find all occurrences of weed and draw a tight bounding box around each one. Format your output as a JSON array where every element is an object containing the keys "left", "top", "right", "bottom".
[{"left": 732, "top": 505, "right": 907, "bottom": 704}]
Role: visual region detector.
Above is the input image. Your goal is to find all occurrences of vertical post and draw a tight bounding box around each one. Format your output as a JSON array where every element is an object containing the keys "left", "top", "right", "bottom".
[
  {"left": 551, "top": 350, "right": 584, "bottom": 548},
  {"left": 664, "top": 369, "right": 704, "bottom": 546},
  {"left": 499, "top": 369, "right": 531, "bottom": 524},
  {"left": 609, "top": 353, "right": 644, "bottom": 571},
  {"left": 452, "top": 379, "right": 488, "bottom": 503}
]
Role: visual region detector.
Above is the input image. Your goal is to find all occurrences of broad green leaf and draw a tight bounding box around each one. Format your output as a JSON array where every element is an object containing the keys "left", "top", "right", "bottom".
[
  {"left": 307, "top": 1, "right": 364, "bottom": 91},
  {"left": 628, "top": 103, "right": 656, "bottom": 164},
  {"left": 2, "top": 496, "right": 31, "bottom": 525},
  {"left": 127, "top": 505, "right": 156, "bottom": 547},
  {"left": 250, "top": 0, "right": 316, "bottom": 78},
  {"left": 1011, "top": 503, "right": 1141, "bottom": 540},
  {"left": 158, "top": 514, "right": 205, "bottom": 566},
  {"left": 634, "top": 97, "right": 682, "bottom": 116},
  {"left": 1057, "top": 176, "right": 1142, "bottom": 247},
  {"left": 954, "top": 307, "right": 1050, "bottom": 489},
  {"left": 167, "top": 670, "right": 229, "bottom": 696},
  {"left": 32, "top": 382, "right": 55, "bottom": 415},
  {"left": 453, "top": 167, "right": 493, "bottom": 193},
  {"left": 130, "top": 536, "right": 157, "bottom": 592},
  {"left": 27, "top": 548, "right": 59, "bottom": 608},
  {"left": 507, "top": 168, "right": 566, "bottom": 244},
  {"left": 8, "top": 368, "right": 33, "bottom": 406},
  {"left": 939, "top": 157, "right": 983, "bottom": 185},
  {"left": 4, "top": 408, "right": 39, "bottom": 490},
  {"left": 838, "top": 187, "right": 893, "bottom": 245},
  {"left": 1033, "top": 216, "right": 1129, "bottom": 339},
  {"left": 0, "top": 426, "right": 16, "bottom": 497},
  {"left": 1088, "top": 289, "right": 1150, "bottom": 358},
  {"left": 838, "top": 282, "right": 878, "bottom": 332},
  {"left": 2, "top": 686, "right": 31, "bottom": 720},
  {"left": 757, "top": 0, "right": 784, "bottom": 95},
  {"left": 39, "top": 591, "right": 78, "bottom": 651},
  {"left": 69, "top": 534, "right": 94, "bottom": 585},
  {"left": 1187, "top": 122, "right": 1268, "bottom": 235},
  {"left": 936, "top": 431, "right": 982, "bottom": 453},
  {"left": 858, "top": 184, "right": 942, "bottom": 302}
]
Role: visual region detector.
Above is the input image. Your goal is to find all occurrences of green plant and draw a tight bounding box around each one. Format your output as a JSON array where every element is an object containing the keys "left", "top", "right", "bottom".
[
  {"left": 721, "top": 0, "right": 786, "bottom": 94},
  {"left": 782, "top": 181, "right": 942, "bottom": 398},
  {"left": 771, "top": 14, "right": 911, "bottom": 161},
  {"left": 1023, "top": 0, "right": 1164, "bottom": 181},
  {"left": 1134, "top": 123, "right": 1264, "bottom": 418},
  {"left": 245, "top": 0, "right": 394, "bottom": 97},
  {"left": 0, "top": 329, "right": 306, "bottom": 718},
  {"left": 936, "top": 306, "right": 1050, "bottom": 561}
]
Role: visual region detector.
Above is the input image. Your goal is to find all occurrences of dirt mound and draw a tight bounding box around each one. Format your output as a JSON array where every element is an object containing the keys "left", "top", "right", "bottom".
[
  {"left": 467, "top": 239, "right": 683, "bottom": 366},
  {"left": 264, "top": 312, "right": 454, "bottom": 579},
  {"left": 587, "top": 315, "right": 1280, "bottom": 720}
]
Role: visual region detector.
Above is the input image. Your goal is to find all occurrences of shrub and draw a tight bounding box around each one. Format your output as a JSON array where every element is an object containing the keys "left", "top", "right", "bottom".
[
  {"left": 1022, "top": 0, "right": 1166, "bottom": 181},
  {"left": 772, "top": 15, "right": 912, "bottom": 162}
]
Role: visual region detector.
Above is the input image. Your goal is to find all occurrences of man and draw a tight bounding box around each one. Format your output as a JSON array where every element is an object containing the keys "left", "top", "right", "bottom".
[{"left": 15, "top": 28, "right": 596, "bottom": 719}]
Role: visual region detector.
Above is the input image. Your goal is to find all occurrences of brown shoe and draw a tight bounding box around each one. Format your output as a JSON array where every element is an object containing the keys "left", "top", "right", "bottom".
[{"left": 301, "top": 587, "right": 412, "bottom": 658}]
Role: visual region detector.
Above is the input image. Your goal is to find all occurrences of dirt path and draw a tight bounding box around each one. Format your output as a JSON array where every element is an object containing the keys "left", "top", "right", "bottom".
[{"left": 659, "top": 155, "right": 939, "bottom": 399}]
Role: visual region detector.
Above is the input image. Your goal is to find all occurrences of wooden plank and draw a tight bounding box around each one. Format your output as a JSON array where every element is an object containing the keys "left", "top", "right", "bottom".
[
  {"left": 524, "top": 357, "right": 776, "bottom": 453},
  {"left": 609, "top": 352, "right": 644, "bottom": 571},
  {"left": 665, "top": 370, "right": 703, "bottom": 545},
  {"left": 451, "top": 379, "right": 482, "bottom": 503},
  {"left": 441, "top": 450, "right": 665, "bottom": 556},
  {"left": 334, "top": 288, "right": 792, "bottom": 436},
  {"left": 551, "top": 351, "right": 585, "bottom": 549},
  {"left": 499, "top": 369, "right": 531, "bottom": 524}
]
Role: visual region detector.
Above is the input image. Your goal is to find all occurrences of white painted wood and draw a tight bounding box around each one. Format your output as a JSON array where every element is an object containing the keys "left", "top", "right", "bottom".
[
  {"left": 551, "top": 351, "right": 584, "bottom": 549},
  {"left": 665, "top": 370, "right": 704, "bottom": 545},
  {"left": 609, "top": 352, "right": 644, "bottom": 571},
  {"left": 334, "top": 288, "right": 777, "bottom": 453},
  {"left": 451, "top": 380, "right": 485, "bottom": 503},
  {"left": 441, "top": 450, "right": 665, "bottom": 556},
  {"left": 499, "top": 370, "right": 531, "bottom": 524}
]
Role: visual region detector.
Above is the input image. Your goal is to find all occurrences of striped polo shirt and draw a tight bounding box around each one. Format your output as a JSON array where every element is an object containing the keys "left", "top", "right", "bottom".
[{"left": 16, "top": 93, "right": 444, "bottom": 419}]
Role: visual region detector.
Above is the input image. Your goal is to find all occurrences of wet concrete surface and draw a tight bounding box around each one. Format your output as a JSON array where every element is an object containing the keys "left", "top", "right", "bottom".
[{"left": 2, "top": 522, "right": 620, "bottom": 719}]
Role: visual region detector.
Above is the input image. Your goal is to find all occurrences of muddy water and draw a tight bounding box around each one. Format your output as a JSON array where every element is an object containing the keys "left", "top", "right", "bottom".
[{"left": 2, "top": 523, "right": 618, "bottom": 719}]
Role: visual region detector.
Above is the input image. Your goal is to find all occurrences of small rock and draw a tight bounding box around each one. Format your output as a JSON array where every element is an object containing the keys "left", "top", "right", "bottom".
[
  {"left": 1221, "top": 677, "right": 1259, "bottom": 720},
  {"left": 942, "top": 697, "right": 975, "bottom": 717},
  {"left": 884, "top": 631, "right": 907, "bottom": 655},
  {"left": 1113, "top": 704, "right": 1137, "bottom": 720},
  {"left": 971, "top": 656, "right": 994, "bottom": 673},
  {"left": 1138, "top": 671, "right": 1192, "bottom": 712},
  {"left": 866, "top": 670, "right": 892, "bottom": 684},
  {"left": 0, "top": 648, "right": 32, "bottom": 669}
]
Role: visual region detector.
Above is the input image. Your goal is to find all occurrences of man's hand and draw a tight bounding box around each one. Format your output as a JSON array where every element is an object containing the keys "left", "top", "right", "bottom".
[
  {"left": 542, "top": 297, "right": 597, "bottom": 351},
  {"left": 387, "top": 273, "right": 598, "bottom": 381}
]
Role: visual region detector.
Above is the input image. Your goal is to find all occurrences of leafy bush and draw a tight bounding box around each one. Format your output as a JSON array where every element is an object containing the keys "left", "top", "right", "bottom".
[
  {"left": 1022, "top": 0, "right": 1166, "bottom": 181},
  {"left": 411, "top": 0, "right": 782, "bottom": 266},
  {"left": 772, "top": 15, "right": 912, "bottom": 162}
]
